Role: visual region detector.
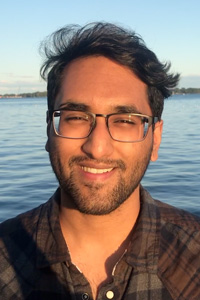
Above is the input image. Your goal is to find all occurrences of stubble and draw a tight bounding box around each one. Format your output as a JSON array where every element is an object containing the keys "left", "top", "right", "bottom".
[{"left": 49, "top": 148, "right": 152, "bottom": 215}]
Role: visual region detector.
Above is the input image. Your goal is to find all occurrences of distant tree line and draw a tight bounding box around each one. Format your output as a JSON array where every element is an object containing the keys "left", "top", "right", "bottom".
[
  {"left": 0, "top": 91, "right": 47, "bottom": 98},
  {"left": 20, "top": 91, "right": 47, "bottom": 98},
  {"left": 1, "top": 88, "right": 200, "bottom": 98},
  {"left": 172, "top": 88, "right": 200, "bottom": 94}
]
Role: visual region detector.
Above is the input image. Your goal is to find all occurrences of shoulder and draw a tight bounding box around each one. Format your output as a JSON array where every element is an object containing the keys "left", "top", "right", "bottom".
[
  {"left": 155, "top": 197, "right": 200, "bottom": 229},
  {"left": 0, "top": 204, "right": 45, "bottom": 296},
  {"left": 140, "top": 187, "right": 200, "bottom": 298},
  {"left": 0, "top": 203, "right": 44, "bottom": 237},
  {"left": 0, "top": 189, "right": 60, "bottom": 238},
  {"left": 141, "top": 186, "right": 200, "bottom": 230},
  {"left": 0, "top": 203, "right": 46, "bottom": 267},
  {"left": 0, "top": 189, "right": 61, "bottom": 259},
  {"left": 0, "top": 191, "right": 62, "bottom": 298},
  {"left": 154, "top": 198, "right": 200, "bottom": 270},
  {"left": 0, "top": 189, "right": 61, "bottom": 255},
  {"left": 152, "top": 198, "right": 200, "bottom": 299},
  {"left": 0, "top": 195, "right": 56, "bottom": 260}
]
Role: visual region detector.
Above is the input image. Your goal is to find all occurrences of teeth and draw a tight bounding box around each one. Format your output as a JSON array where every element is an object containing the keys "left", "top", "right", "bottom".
[{"left": 81, "top": 166, "right": 113, "bottom": 174}]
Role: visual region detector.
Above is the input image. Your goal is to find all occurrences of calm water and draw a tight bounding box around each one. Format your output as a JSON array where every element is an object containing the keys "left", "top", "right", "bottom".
[{"left": 0, "top": 95, "right": 200, "bottom": 222}]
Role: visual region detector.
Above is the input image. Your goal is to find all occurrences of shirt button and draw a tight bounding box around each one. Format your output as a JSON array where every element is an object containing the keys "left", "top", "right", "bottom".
[
  {"left": 106, "top": 290, "right": 114, "bottom": 299},
  {"left": 82, "top": 293, "right": 89, "bottom": 300}
]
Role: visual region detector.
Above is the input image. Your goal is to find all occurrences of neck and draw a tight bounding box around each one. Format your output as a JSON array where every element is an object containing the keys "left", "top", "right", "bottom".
[
  {"left": 59, "top": 185, "right": 140, "bottom": 251},
  {"left": 59, "top": 186, "right": 140, "bottom": 299}
]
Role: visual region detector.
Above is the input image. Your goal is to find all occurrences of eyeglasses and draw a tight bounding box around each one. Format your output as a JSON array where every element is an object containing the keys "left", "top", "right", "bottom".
[{"left": 48, "top": 109, "right": 158, "bottom": 143}]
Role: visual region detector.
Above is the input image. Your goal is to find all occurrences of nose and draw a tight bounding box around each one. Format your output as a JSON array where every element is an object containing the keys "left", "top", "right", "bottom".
[{"left": 81, "top": 117, "right": 114, "bottom": 159}]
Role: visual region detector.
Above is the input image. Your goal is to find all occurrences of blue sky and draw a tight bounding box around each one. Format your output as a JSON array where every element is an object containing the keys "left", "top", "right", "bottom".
[{"left": 1, "top": 0, "right": 200, "bottom": 94}]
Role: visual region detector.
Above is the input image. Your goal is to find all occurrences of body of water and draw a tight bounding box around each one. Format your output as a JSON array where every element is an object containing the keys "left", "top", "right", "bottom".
[{"left": 0, "top": 94, "right": 200, "bottom": 222}]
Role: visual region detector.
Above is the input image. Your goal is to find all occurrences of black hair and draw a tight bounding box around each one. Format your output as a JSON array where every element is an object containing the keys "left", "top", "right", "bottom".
[{"left": 40, "top": 22, "right": 180, "bottom": 119}]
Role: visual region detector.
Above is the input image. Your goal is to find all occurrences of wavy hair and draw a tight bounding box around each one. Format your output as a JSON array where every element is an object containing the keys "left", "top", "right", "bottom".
[{"left": 40, "top": 22, "right": 180, "bottom": 119}]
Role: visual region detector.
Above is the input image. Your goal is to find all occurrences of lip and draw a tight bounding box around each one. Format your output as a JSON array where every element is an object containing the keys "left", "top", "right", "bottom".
[
  {"left": 81, "top": 166, "right": 114, "bottom": 174},
  {"left": 79, "top": 164, "right": 116, "bottom": 181},
  {"left": 80, "top": 161, "right": 115, "bottom": 169}
]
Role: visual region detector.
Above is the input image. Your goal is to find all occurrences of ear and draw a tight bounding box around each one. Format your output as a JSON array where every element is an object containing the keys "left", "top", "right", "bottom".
[
  {"left": 151, "top": 120, "right": 163, "bottom": 162},
  {"left": 45, "top": 121, "right": 51, "bottom": 153},
  {"left": 45, "top": 140, "right": 50, "bottom": 153}
]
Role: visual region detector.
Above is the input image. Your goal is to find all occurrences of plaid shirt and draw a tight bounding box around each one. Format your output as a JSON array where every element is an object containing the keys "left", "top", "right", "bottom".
[{"left": 0, "top": 186, "right": 200, "bottom": 300}]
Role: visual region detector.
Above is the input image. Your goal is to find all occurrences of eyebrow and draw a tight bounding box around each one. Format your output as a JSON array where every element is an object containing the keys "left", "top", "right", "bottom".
[
  {"left": 59, "top": 101, "right": 90, "bottom": 111},
  {"left": 58, "top": 101, "right": 143, "bottom": 114},
  {"left": 114, "top": 105, "right": 143, "bottom": 114}
]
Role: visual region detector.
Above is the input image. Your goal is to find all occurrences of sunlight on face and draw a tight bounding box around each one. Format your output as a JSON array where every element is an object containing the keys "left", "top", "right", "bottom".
[{"left": 47, "top": 56, "right": 162, "bottom": 215}]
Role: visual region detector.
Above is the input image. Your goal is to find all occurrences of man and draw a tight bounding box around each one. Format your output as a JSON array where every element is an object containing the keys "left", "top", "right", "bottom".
[{"left": 0, "top": 22, "right": 200, "bottom": 300}]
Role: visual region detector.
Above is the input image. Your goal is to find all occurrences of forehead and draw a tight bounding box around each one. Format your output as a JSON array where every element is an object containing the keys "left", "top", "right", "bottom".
[{"left": 56, "top": 56, "right": 151, "bottom": 115}]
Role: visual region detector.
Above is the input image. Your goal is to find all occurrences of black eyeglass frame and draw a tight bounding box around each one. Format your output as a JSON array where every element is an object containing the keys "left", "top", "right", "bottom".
[{"left": 47, "top": 109, "right": 159, "bottom": 143}]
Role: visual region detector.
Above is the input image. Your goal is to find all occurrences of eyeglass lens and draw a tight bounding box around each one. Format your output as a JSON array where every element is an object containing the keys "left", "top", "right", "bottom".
[{"left": 53, "top": 110, "right": 150, "bottom": 142}]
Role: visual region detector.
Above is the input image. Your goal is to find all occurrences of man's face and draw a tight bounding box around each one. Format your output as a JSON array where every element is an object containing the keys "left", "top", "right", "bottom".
[{"left": 46, "top": 56, "right": 162, "bottom": 215}]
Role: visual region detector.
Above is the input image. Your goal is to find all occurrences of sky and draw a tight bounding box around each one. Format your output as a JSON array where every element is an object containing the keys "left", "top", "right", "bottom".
[{"left": 1, "top": 0, "right": 200, "bottom": 94}]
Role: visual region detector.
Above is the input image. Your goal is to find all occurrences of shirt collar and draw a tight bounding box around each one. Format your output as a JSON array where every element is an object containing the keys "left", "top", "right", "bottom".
[
  {"left": 35, "top": 185, "right": 200, "bottom": 298},
  {"left": 35, "top": 186, "right": 159, "bottom": 269},
  {"left": 36, "top": 188, "right": 70, "bottom": 268},
  {"left": 125, "top": 186, "right": 160, "bottom": 273}
]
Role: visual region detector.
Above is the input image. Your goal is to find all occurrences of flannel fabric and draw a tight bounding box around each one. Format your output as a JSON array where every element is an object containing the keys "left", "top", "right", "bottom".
[{"left": 0, "top": 186, "right": 200, "bottom": 300}]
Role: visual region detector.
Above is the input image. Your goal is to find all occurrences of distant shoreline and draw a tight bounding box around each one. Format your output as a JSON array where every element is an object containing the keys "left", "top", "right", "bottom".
[
  {"left": 0, "top": 91, "right": 47, "bottom": 99},
  {"left": 0, "top": 88, "right": 200, "bottom": 99}
]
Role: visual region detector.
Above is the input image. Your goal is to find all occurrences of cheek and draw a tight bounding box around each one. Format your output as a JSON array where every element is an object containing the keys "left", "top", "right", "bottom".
[
  {"left": 116, "top": 143, "right": 140, "bottom": 159},
  {"left": 118, "top": 139, "right": 153, "bottom": 163},
  {"left": 117, "top": 144, "right": 134, "bottom": 158},
  {"left": 49, "top": 136, "right": 85, "bottom": 159}
]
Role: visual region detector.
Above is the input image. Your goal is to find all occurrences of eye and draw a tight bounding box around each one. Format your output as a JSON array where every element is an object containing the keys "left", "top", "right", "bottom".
[
  {"left": 65, "top": 116, "right": 88, "bottom": 121},
  {"left": 62, "top": 111, "right": 89, "bottom": 123},
  {"left": 112, "top": 115, "right": 138, "bottom": 126},
  {"left": 116, "top": 119, "right": 136, "bottom": 124}
]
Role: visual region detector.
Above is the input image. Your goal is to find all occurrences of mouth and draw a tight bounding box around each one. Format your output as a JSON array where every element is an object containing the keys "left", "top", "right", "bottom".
[{"left": 81, "top": 166, "right": 114, "bottom": 174}]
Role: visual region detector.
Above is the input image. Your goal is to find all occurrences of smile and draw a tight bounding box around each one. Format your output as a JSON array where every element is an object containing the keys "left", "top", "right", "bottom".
[{"left": 81, "top": 166, "right": 113, "bottom": 174}]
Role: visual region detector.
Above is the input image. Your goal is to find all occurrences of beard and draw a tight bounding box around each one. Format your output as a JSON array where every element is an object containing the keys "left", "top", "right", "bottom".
[{"left": 48, "top": 146, "right": 152, "bottom": 216}]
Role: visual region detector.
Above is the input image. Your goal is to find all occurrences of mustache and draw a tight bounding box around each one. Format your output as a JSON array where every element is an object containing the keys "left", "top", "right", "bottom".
[{"left": 68, "top": 156, "right": 126, "bottom": 171}]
